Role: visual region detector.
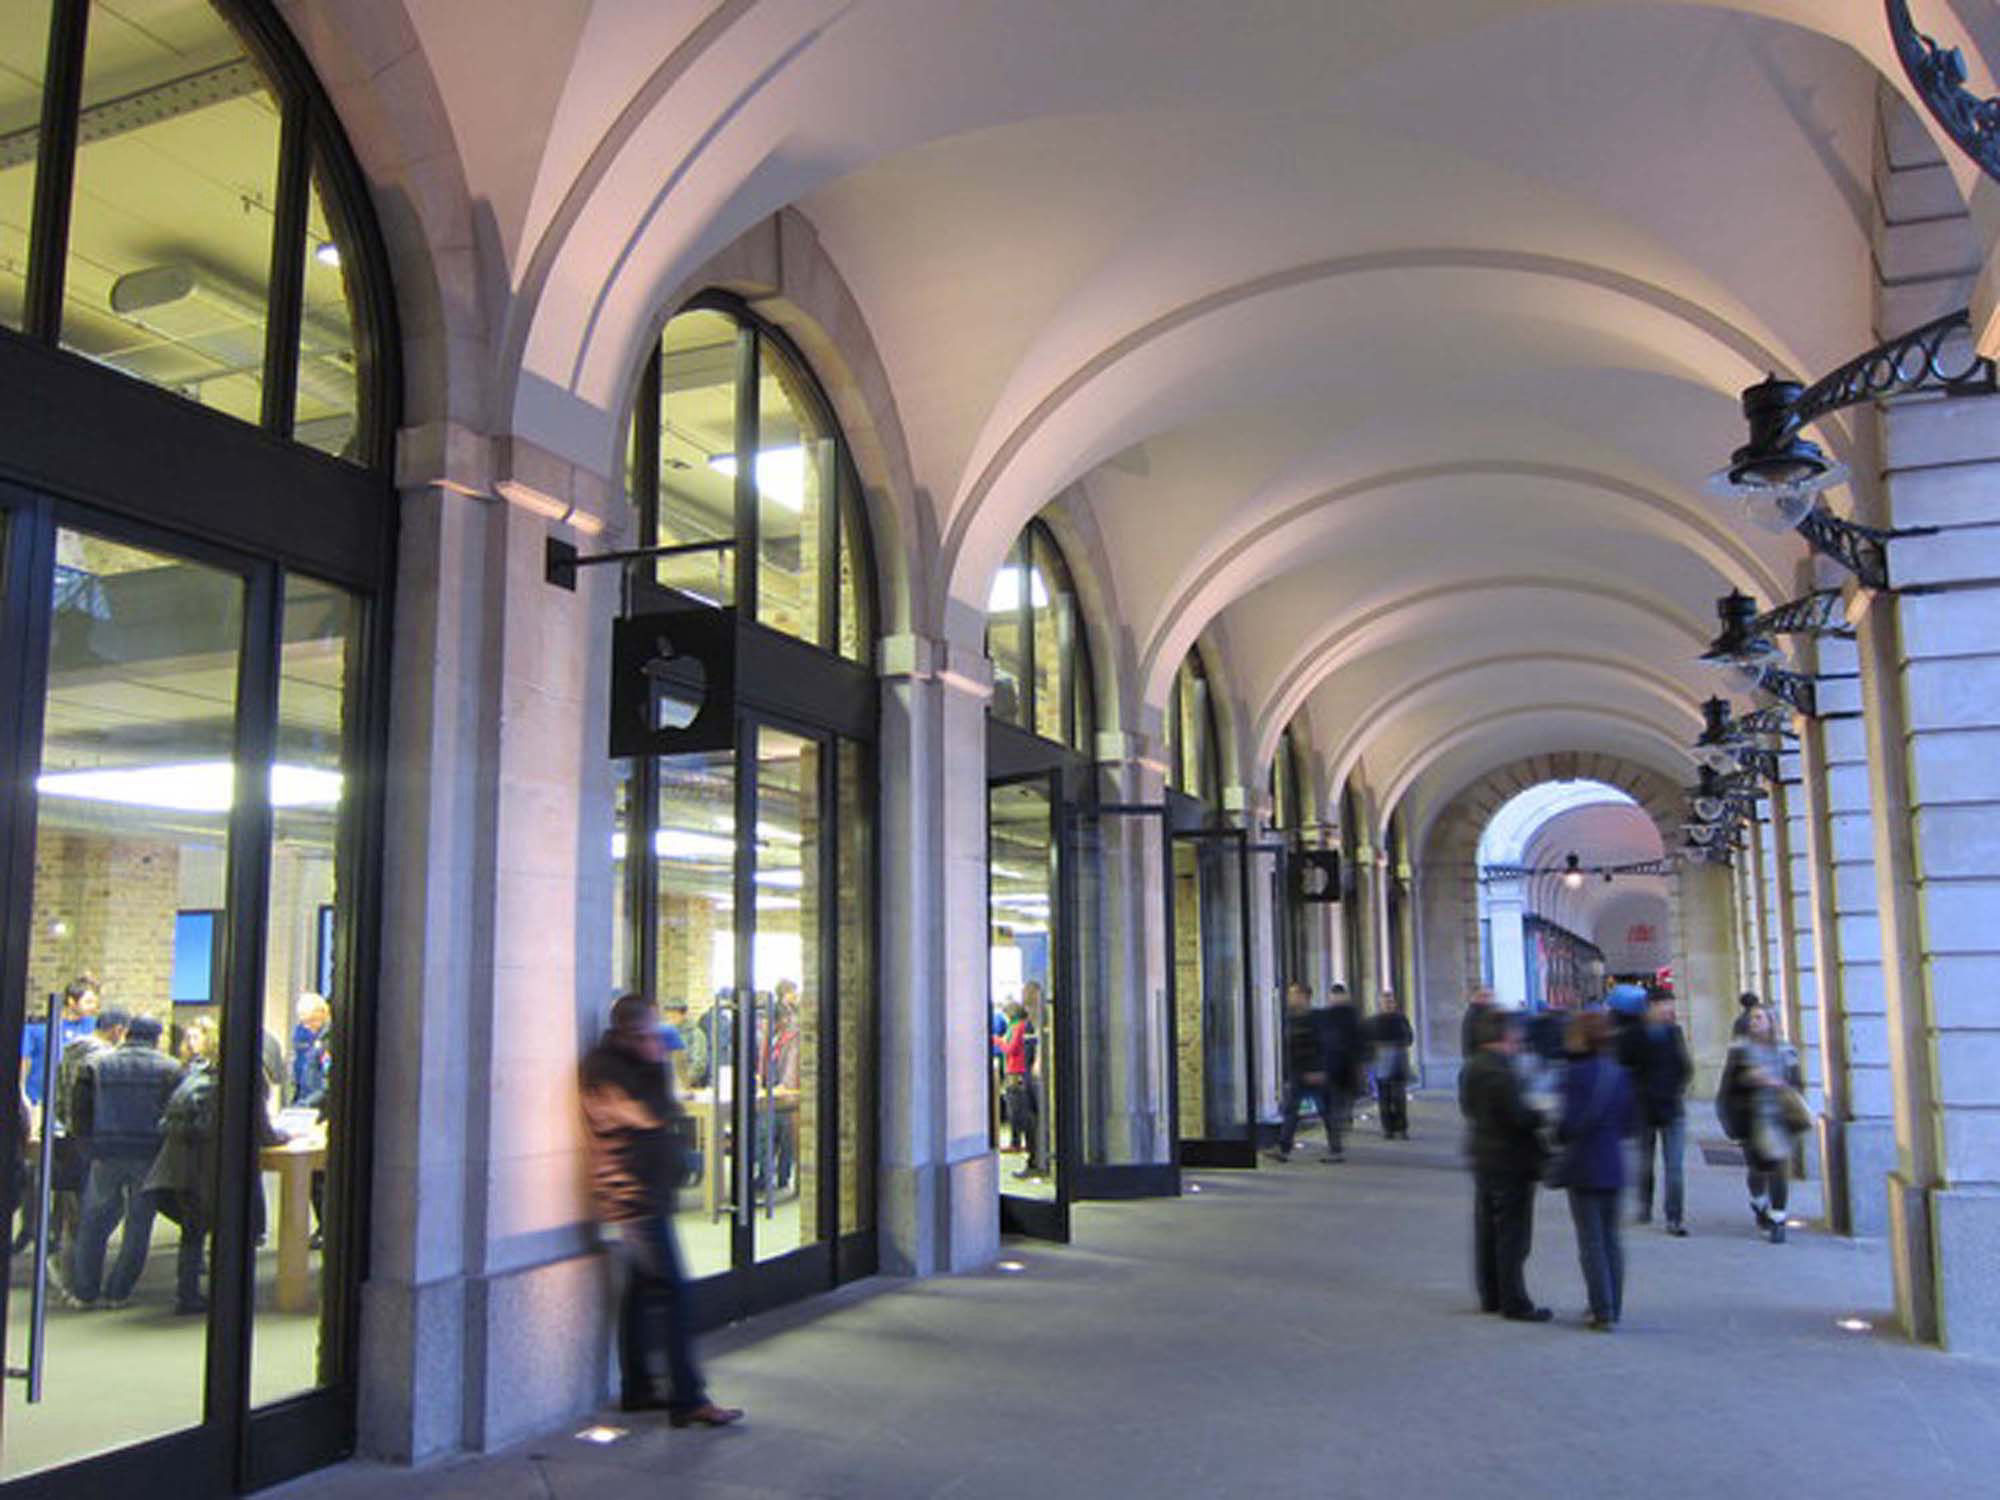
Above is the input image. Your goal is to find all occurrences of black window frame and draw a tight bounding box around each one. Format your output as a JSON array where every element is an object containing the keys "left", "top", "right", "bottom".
[
  {"left": 981, "top": 517, "right": 1097, "bottom": 757},
  {"left": 9, "top": 0, "right": 399, "bottom": 474},
  {"left": 627, "top": 292, "right": 877, "bottom": 664}
]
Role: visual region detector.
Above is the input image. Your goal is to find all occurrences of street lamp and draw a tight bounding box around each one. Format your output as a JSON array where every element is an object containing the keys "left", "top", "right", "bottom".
[
  {"left": 1698, "top": 591, "right": 1821, "bottom": 717},
  {"left": 1706, "top": 312, "right": 1979, "bottom": 589}
]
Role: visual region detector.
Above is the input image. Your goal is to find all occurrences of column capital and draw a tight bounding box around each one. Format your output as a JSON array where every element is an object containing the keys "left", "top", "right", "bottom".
[
  {"left": 393, "top": 423, "right": 620, "bottom": 539},
  {"left": 878, "top": 633, "right": 993, "bottom": 698}
]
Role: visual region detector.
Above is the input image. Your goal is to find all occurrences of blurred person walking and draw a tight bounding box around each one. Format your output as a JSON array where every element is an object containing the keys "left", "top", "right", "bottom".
[
  {"left": 1554, "top": 1012, "right": 1635, "bottom": 1330},
  {"left": 1319, "top": 984, "right": 1363, "bottom": 1161},
  {"left": 580, "top": 994, "right": 743, "bottom": 1425},
  {"left": 1272, "top": 983, "right": 1336, "bottom": 1162},
  {"left": 1716, "top": 1003, "right": 1806, "bottom": 1243},
  {"left": 1367, "top": 991, "right": 1414, "bottom": 1139},
  {"left": 1620, "top": 989, "right": 1692, "bottom": 1235},
  {"left": 1460, "top": 1008, "right": 1552, "bottom": 1322}
]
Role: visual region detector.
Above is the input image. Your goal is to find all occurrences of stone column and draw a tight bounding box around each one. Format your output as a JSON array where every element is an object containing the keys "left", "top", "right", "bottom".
[
  {"left": 876, "top": 634, "right": 997, "bottom": 1275},
  {"left": 1088, "top": 738, "right": 1174, "bottom": 1166},
  {"left": 1673, "top": 860, "right": 1738, "bottom": 1094},
  {"left": 1486, "top": 881, "right": 1528, "bottom": 1007},
  {"left": 362, "top": 434, "right": 619, "bottom": 1461},
  {"left": 1861, "top": 90, "right": 2000, "bottom": 1352}
]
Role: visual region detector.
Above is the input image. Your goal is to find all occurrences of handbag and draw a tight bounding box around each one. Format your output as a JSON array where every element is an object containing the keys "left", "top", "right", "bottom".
[
  {"left": 1545, "top": 1061, "right": 1615, "bottom": 1191},
  {"left": 1778, "top": 1085, "right": 1813, "bottom": 1137}
]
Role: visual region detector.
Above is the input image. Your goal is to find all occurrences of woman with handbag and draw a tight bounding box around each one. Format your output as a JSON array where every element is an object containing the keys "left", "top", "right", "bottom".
[
  {"left": 1717, "top": 1005, "right": 1803, "bottom": 1243},
  {"left": 1555, "top": 1012, "right": 1635, "bottom": 1331}
]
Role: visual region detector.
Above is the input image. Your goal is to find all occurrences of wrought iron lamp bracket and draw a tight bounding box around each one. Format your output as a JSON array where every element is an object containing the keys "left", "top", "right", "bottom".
[{"left": 1890, "top": 0, "right": 2000, "bottom": 185}]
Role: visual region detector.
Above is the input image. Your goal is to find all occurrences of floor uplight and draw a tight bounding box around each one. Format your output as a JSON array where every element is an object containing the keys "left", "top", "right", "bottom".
[
  {"left": 1836, "top": 1318, "right": 1873, "bottom": 1333},
  {"left": 575, "top": 1425, "right": 627, "bottom": 1443},
  {"left": 996, "top": 1259, "right": 1026, "bottom": 1273},
  {"left": 1187, "top": 1183, "right": 1203, "bottom": 1194}
]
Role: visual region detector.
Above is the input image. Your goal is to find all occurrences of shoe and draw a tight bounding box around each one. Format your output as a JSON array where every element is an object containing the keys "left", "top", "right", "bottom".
[
  {"left": 174, "top": 1298, "right": 207, "bottom": 1316},
  {"left": 1266, "top": 1151, "right": 1291, "bottom": 1163},
  {"left": 101, "top": 1297, "right": 129, "bottom": 1310},
  {"left": 1320, "top": 1151, "right": 1343, "bottom": 1164},
  {"left": 1585, "top": 1317, "right": 1614, "bottom": 1333},
  {"left": 1666, "top": 1222, "right": 1688, "bottom": 1238},
  {"left": 1770, "top": 1222, "right": 1787, "bottom": 1244},
  {"left": 1503, "top": 1306, "right": 1554, "bottom": 1323},
  {"left": 1752, "top": 1205, "right": 1772, "bottom": 1231},
  {"left": 59, "top": 1289, "right": 97, "bottom": 1311},
  {"left": 668, "top": 1402, "right": 744, "bottom": 1429}
]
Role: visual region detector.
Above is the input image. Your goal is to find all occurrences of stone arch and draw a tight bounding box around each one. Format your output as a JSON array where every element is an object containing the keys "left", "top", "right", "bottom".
[
  {"left": 1410, "top": 752, "right": 1685, "bottom": 1078},
  {"left": 281, "top": 0, "right": 493, "bottom": 434},
  {"left": 1032, "top": 484, "right": 1137, "bottom": 748}
]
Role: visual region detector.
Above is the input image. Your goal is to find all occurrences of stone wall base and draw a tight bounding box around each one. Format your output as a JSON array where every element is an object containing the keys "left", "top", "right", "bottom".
[
  {"left": 358, "top": 1249, "right": 612, "bottom": 1463},
  {"left": 1888, "top": 1172, "right": 1939, "bottom": 1345},
  {"left": 1844, "top": 1119, "right": 1897, "bottom": 1237},
  {"left": 1930, "top": 1185, "right": 2000, "bottom": 1356},
  {"left": 880, "top": 1151, "right": 998, "bottom": 1275}
]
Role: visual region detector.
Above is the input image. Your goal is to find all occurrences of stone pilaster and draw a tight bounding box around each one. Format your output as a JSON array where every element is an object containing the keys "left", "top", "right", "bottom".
[
  {"left": 876, "top": 633, "right": 997, "bottom": 1275},
  {"left": 1865, "top": 87, "right": 2000, "bottom": 1352}
]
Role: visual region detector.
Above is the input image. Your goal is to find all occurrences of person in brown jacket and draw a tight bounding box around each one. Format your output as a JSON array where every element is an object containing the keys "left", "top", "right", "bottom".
[{"left": 579, "top": 993, "right": 742, "bottom": 1425}]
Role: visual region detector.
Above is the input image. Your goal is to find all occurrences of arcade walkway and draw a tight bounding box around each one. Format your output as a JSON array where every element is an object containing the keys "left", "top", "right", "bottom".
[{"left": 286, "top": 1097, "right": 2000, "bottom": 1500}]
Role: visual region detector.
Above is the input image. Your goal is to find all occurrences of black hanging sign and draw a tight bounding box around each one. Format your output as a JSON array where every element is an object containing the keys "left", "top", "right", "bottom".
[
  {"left": 610, "top": 608, "right": 737, "bottom": 756},
  {"left": 1293, "top": 848, "right": 1342, "bottom": 904}
]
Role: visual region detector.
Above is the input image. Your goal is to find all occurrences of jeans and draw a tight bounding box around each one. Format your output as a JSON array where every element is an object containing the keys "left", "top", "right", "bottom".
[
  {"left": 67, "top": 1156, "right": 157, "bottom": 1303},
  {"left": 1567, "top": 1188, "right": 1624, "bottom": 1322},
  {"left": 1277, "top": 1077, "right": 1337, "bottom": 1155},
  {"left": 1637, "top": 1115, "right": 1686, "bottom": 1225},
  {"left": 615, "top": 1214, "right": 706, "bottom": 1410},
  {"left": 1377, "top": 1077, "right": 1409, "bottom": 1137},
  {"left": 1472, "top": 1169, "right": 1538, "bottom": 1315},
  {"left": 173, "top": 1194, "right": 209, "bottom": 1309}
]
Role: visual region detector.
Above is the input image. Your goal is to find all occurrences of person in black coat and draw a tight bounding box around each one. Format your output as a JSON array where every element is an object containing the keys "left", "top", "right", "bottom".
[
  {"left": 1367, "top": 992, "right": 1415, "bottom": 1139},
  {"left": 1619, "top": 990, "right": 1693, "bottom": 1234},
  {"left": 1459, "top": 987, "right": 1496, "bottom": 1060},
  {"left": 1316, "top": 985, "right": 1363, "bottom": 1161},
  {"left": 1272, "top": 984, "right": 1337, "bottom": 1161},
  {"left": 1459, "top": 1007, "right": 1551, "bottom": 1322}
]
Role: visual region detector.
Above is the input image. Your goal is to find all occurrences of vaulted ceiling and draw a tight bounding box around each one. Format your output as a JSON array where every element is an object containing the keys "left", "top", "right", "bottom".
[{"left": 305, "top": 0, "right": 1993, "bottom": 833}]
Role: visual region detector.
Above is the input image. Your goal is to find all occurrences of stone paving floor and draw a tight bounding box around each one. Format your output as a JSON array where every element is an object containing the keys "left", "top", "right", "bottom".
[{"left": 282, "top": 1095, "right": 2000, "bottom": 1499}]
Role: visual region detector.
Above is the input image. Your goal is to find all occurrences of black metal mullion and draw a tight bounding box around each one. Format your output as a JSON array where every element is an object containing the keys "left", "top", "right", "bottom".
[
  {"left": 1018, "top": 531, "right": 1036, "bottom": 732},
  {"left": 260, "top": 97, "right": 311, "bottom": 437},
  {"left": 214, "top": 560, "right": 281, "bottom": 1485},
  {"left": 816, "top": 734, "right": 837, "bottom": 1248},
  {"left": 0, "top": 496, "right": 56, "bottom": 1381},
  {"left": 22, "top": 0, "right": 88, "bottom": 343},
  {"left": 815, "top": 441, "right": 839, "bottom": 650},
  {"left": 632, "top": 755, "right": 658, "bottom": 998},
  {"left": 634, "top": 348, "right": 662, "bottom": 550},
  {"left": 732, "top": 720, "right": 757, "bottom": 1270},
  {"left": 733, "top": 326, "right": 759, "bottom": 615}
]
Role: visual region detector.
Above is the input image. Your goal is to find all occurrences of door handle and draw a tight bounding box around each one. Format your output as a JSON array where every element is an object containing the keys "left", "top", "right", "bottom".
[{"left": 6, "top": 995, "right": 60, "bottom": 1403}]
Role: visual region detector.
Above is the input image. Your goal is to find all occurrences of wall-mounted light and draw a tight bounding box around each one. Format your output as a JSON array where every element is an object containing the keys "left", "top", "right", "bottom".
[
  {"left": 1704, "top": 314, "right": 1975, "bottom": 589},
  {"left": 1699, "top": 591, "right": 1819, "bottom": 718},
  {"left": 1562, "top": 852, "right": 1584, "bottom": 891}
]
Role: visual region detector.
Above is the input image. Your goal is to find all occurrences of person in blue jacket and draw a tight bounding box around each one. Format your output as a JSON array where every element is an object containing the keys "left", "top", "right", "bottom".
[
  {"left": 1558, "top": 1011, "right": 1636, "bottom": 1331},
  {"left": 21, "top": 977, "right": 99, "bottom": 1110}
]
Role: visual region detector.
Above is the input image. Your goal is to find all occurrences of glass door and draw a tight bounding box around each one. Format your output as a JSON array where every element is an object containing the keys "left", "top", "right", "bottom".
[
  {"left": 646, "top": 719, "right": 859, "bottom": 1315},
  {"left": 1065, "top": 804, "right": 1177, "bottom": 1200},
  {"left": 1172, "top": 830, "right": 1257, "bottom": 1167},
  {"left": 1, "top": 513, "right": 249, "bottom": 1485},
  {"left": 988, "top": 776, "right": 1071, "bottom": 1241}
]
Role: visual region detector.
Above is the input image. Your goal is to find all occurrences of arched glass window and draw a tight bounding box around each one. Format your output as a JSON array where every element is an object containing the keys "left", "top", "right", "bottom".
[
  {"left": 2, "top": 0, "right": 394, "bottom": 467},
  {"left": 627, "top": 298, "right": 873, "bottom": 661},
  {"left": 983, "top": 517, "right": 1096, "bottom": 756},
  {"left": 1271, "top": 723, "right": 1302, "bottom": 833},
  {"left": 1167, "top": 647, "right": 1220, "bottom": 803}
]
